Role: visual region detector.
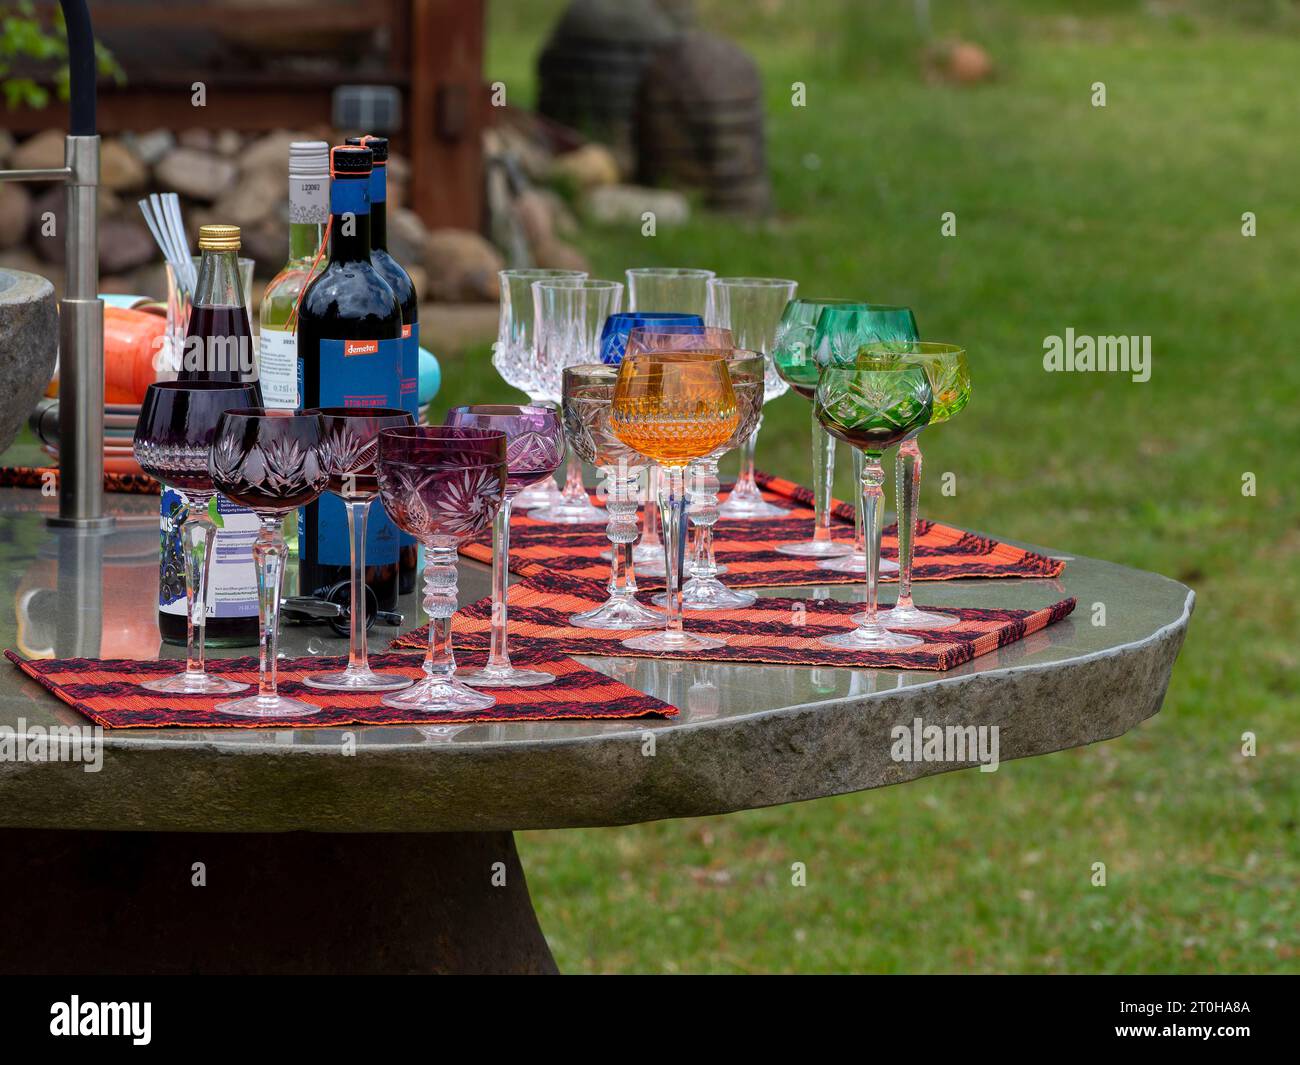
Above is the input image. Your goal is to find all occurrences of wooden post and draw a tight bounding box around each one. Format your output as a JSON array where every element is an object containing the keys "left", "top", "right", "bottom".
[{"left": 409, "top": 0, "right": 486, "bottom": 233}]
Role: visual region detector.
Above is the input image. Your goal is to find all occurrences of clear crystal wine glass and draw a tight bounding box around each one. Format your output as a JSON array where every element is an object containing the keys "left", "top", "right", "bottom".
[
  {"left": 861, "top": 342, "right": 972, "bottom": 631},
  {"left": 811, "top": 303, "right": 920, "bottom": 576},
  {"left": 209, "top": 409, "right": 329, "bottom": 716},
  {"left": 611, "top": 352, "right": 739, "bottom": 652},
  {"left": 134, "top": 380, "right": 260, "bottom": 695},
  {"left": 443, "top": 404, "right": 565, "bottom": 684},
  {"left": 528, "top": 277, "right": 623, "bottom": 524},
  {"left": 561, "top": 364, "right": 664, "bottom": 630},
  {"left": 376, "top": 425, "right": 508, "bottom": 713},
  {"left": 625, "top": 267, "right": 714, "bottom": 316},
  {"left": 301, "top": 406, "right": 416, "bottom": 692},
  {"left": 492, "top": 267, "right": 586, "bottom": 510},
  {"left": 705, "top": 277, "right": 798, "bottom": 519},
  {"left": 814, "top": 366, "right": 932, "bottom": 650},
  {"left": 771, "top": 298, "right": 875, "bottom": 559}
]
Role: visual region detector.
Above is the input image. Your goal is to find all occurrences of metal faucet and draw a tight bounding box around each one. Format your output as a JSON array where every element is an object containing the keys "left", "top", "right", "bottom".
[{"left": 0, "top": 0, "right": 107, "bottom": 530}]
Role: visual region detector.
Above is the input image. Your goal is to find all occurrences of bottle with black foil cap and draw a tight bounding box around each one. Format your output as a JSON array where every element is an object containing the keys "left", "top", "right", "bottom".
[
  {"left": 296, "top": 145, "right": 404, "bottom": 611},
  {"left": 345, "top": 134, "right": 420, "bottom": 594}
]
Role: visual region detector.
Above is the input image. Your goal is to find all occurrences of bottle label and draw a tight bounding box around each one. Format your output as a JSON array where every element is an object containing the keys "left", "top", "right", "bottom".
[
  {"left": 330, "top": 176, "right": 369, "bottom": 217},
  {"left": 258, "top": 328, "right": 299, "bottom": 409},
  {"left": 400, "top": 322, "right": 419, "bottom": 551},
  {"left": 312, "top": 335, "right": 403, "bottom": 567},
  {"left": 289, "top": 175, "right": 328, "bottom": 225},
  {"left": 159, "top": 491, "right": 259, "bottom": 618}
]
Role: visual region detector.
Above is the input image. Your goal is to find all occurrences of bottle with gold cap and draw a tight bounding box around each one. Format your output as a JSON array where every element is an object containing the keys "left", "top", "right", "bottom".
[{"left": 178, "top": 223, "right": 260, "bottom": 388}]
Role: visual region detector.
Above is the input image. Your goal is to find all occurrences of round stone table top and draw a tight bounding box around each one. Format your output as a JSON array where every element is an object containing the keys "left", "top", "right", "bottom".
[{"left": 0, "top": 488, "right": 1193, "bottom": 834}]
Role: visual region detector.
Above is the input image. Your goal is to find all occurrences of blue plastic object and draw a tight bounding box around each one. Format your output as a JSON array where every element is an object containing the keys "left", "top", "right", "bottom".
[{"left": 418, "top": 346, "right": 441, "bottom": 405}]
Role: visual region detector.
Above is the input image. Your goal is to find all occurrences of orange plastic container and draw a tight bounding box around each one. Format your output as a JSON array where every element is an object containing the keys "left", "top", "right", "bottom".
[{"left": 44, "top": 305, "right": 167, "bottom": 405}]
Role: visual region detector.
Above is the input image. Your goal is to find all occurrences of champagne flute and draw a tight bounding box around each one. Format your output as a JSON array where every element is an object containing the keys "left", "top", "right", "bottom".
[
  {"left": 209, "top": 409, "right": 329, "bottom": 716},
  {"left": 302, "top": 406, "right": 416, "bottom": 692},
  {"left": 134, "top": 380, "right": 260, "bottom": 695},
  {"left": 814, "top": 366, "right": 932, "bottom": 650},
  {"left": 705, "top": 276, "right": 798, "bottom": 519},
  {"left": 861, "top": 342, "right": 972, "bottom": 630},
  {"left": 443, "top": 404, "right": 566, "bottom": 684},
  {"left": 376, "top": 426, "right": 508, "bottom": 713},
  {"left": 610, "top": 352, "right": 739, "bottom": 652}
]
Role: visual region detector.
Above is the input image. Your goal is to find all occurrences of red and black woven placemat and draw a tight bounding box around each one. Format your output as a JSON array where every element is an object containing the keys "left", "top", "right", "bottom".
[
  {"left": 392, "top": 573, "right": 1077, "bottom": 672},
  {"left": 4, "top": 647, "right": 677, "bottom": 729},
  {"left": 459, "top": 471, "right": 1064, "bottom": 588},
  {"left": 0, "top": 465, "right": 158, "bottom": 495}
]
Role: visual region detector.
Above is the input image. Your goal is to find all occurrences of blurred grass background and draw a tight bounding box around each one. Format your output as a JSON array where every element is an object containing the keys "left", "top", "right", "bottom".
[{"left": 420, "top": 0, "right": 1300, "bottom": 973}]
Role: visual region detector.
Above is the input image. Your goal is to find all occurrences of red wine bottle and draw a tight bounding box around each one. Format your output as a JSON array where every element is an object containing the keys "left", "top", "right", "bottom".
[
  {"left": 296, "top": 146, "right": 404, "bottom": 611},
  {"left": 346, "top": 134, "right": 419, "bottom": 594},
  {"left": 160, "top": 224, "right": 262, "bottom": 647}
]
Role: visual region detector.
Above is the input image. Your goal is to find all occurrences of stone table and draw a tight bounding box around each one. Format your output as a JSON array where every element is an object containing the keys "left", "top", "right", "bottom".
[{"left": 0, "top": 488, "right": 1193, "bottom": 973}]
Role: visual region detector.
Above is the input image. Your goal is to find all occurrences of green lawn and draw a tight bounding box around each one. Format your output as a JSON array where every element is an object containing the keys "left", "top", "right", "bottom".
[{"left": 437, "top": 0, "right": 1300, "bottom": 972}]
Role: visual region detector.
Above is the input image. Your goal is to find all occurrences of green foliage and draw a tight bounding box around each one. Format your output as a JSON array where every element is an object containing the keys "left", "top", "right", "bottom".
[{"left": 0, "top": 0, "right": 123, "bottom": 111}]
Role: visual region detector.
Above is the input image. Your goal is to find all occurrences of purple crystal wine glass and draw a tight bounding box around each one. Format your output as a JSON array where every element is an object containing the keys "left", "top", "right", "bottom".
[
  {"left": 208, "top": 409, "right": 329, "bottom": 718},
  {"left": 443, "top": 404, "right": 564, "bottom": 688},
  {"left": 134, "top": 380, "right": 261, "bottom": 696},
  {"left": 377, "top": 426, "right": 508, "bottom": 714},
  {"left": 301, "top": 406, "right": 416, "bottom": 694}
]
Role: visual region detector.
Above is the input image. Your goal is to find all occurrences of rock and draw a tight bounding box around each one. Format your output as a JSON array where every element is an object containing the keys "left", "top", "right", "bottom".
[
  {"left": 515, "top": 188, "right": 555, "bottom": 252},
  {"left": 584, "top": 184, "right": 689, "bottom": 227},
  {"left": 539, "top": 188, "right": 579, "bottom": 238},
  {"left": 213, "top": 168, "right": 284, "bottom": 228},
  {"left": 11, "top": 129, "right": 65, "bottom": 172},
  {"left": 0, "top": 184, "right": 33, "bottom": 250},
  {"left": 123, "top": 129, "right": 175, "bottom": 167},
  {"left": 28, "top": 187, "right": 65, "bottom": 264},
  {"left": 552, "top": 143, "right": 620, "bottom": 189},
  {"left": 533, "top": 239, "right": 589, "bottom": 274},
  {"left": 179, "top": 128, "right": 215, "bottom": 152},
  {"left": 422, "top": 228, "right": 504, "bottom": 302},
  {"left": 388, "top": 207, "right": 430, "bottom": 270},
  {"left": 100, "top": 138, "right": 148, "bottom": 193},
  {"left": 489, "top": 125, "right": 554, "bottom": 184},
  {"left": 405, "top": 264, "right": 428, "bottom": 301},
  {"left": 0, "top": 131, "right": 15, "bottom": 167},
  {"left": 241, "top": 131, "right": 313, "bottom": 176},
  {"left": 216, "top": 129, "right": 244, "bottom": 157},
  {"left": 947, "top": 41, "right": 993, "bottom": 84},
  {"left": 155, "top": 147, "right": 238, "bottom": 202},
  {"left": 0, "top": 268, "right": 58, "bottom": 453},
  {"left": 238, "top": 216, "right": 290, "bottom": 275},
  {"left": 98, "top": 219, "right": 157, "bottom": 275}
]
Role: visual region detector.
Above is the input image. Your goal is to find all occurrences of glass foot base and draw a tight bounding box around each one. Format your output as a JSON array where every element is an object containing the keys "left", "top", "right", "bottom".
[
  {"left": 654, "top": 579, "right": 756, "bottom": 611},
  {"left": 570, "top": 596, "right": 665, "bottom": 630},
  {"left": 621, "top": 629, "right": 727, "bottom": 653},
  {"left": 140, "top": 671, "right": 249, "bottom": 696},
  {"left": 302, "top": 668, "right": 414, "bottom": 692},
  {"left": 530, "top": 499, "right": 606, "bottom": 524},
  {"left": 718, "top": 495, "right": 788, "bottom": 520},
  {"left": 872, "top": 605, "right": 960, "bottom": 630},
  {"left": 381, "top": 677, "right": 497, "bottom": 713},
  {"left": 215, "top": 693, "right": 320, "bottom": 718},
  {"left": 456, "top": 664, "right": 555, "bottom": 688},
  {"left": 515, "top": 480, "right": 559, "bottom": 510},
  {"left": 821, "top": 626, "right": 924, "bottom": 651},
  {"left": 817, "top": 553, "right": 900, "bottom": 574},
  {"left": 775, "top": 539, "right": 853, "bottom": 559}
]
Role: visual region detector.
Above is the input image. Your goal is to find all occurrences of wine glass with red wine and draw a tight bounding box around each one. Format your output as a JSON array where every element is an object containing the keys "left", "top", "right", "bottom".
[
  {"left": 134, "top": 380, "right": 261, "bottom": 695},
  {"left": 208, "top": 409, "right": 329, "bottom": 717},
  {"left": 301, "top": 406, "right": 416, "bottom": 693}
]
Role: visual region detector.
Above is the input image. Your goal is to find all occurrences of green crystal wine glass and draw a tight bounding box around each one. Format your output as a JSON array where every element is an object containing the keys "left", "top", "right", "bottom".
[
  {"left": 811, "top": 303, "right": 919, "bottom": 576},
  {"left": 814, "top": 365, "right": 932, "bottom": 650},
  {"left": 858, "top": 341, "right": 972, "bottom": 630}
]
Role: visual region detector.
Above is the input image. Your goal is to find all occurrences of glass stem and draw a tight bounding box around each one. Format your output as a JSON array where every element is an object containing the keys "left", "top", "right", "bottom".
[
  {"left": 605, "top": 465, "right": 641, "bottom": 599},
  {"left": 732, "top": 419, "right": 762, "bottom": 501},
  {"left": 345, "top": 499, "right": 372, "bottom": 675},
  {"left": 486, "top": 497, "right": 514, "bottom": 672},
  {"left": 252, "top": 517, "right": 287, "bottom": 702},
  {"left": 811, "top": 406, "right": 836, "bottom": 545},
  {"left": 180, "top": 493, "right": 216, "bottom": 678},
  {"left": 422, "top": 545, "right": 459, "bottom": 685},
  {"left": 659, "top": 465, "right": 690, "bottom": 642},
  {"left": 896, "top": 437, "right": 923, "bottom": 610},
  {"left": 856, "top": 456, "right": 887, "bottom": 635},
  {"left": 688, "top": 457, "right": 720, "bottom": 579},
  {"left": 640, "top": 464, "right": 662, "bottom": 548},
  {"left": 850, "top": 449, "right": 866, "bottom": 557},
  {"left": 560, "top": 452, "right": 587, "bottom": 505}
]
